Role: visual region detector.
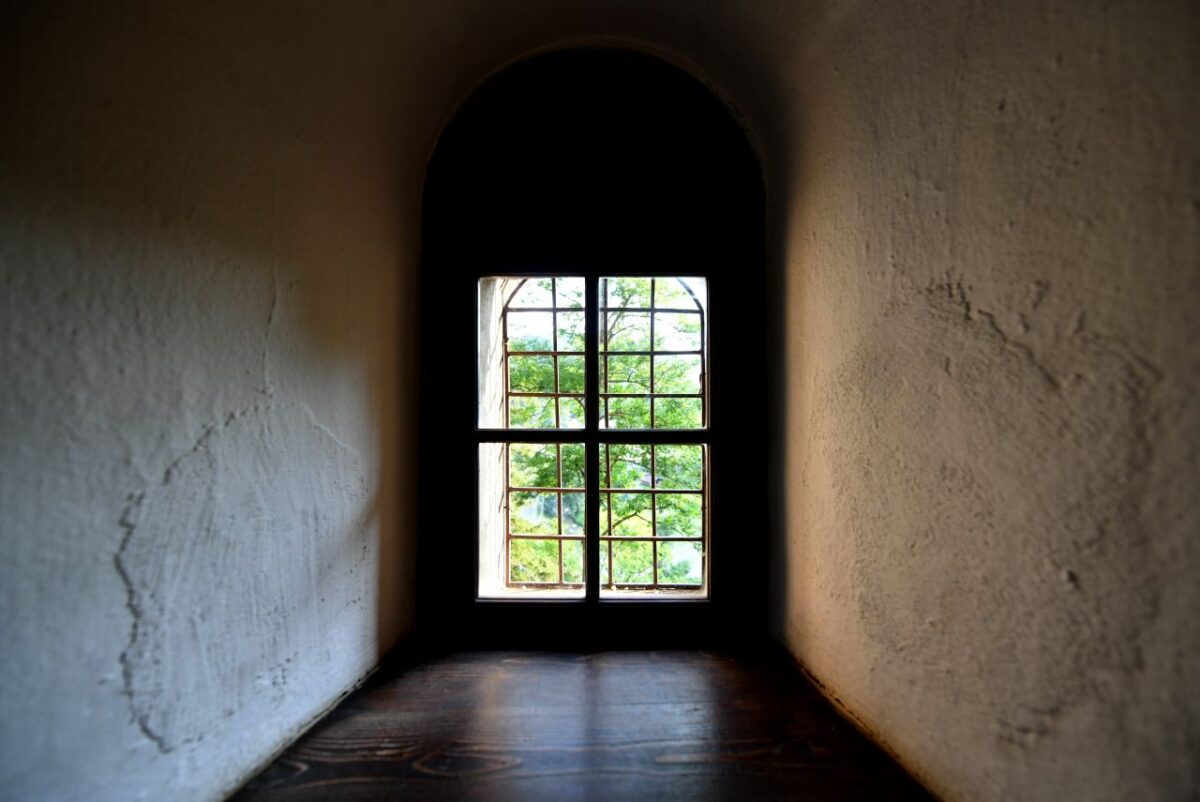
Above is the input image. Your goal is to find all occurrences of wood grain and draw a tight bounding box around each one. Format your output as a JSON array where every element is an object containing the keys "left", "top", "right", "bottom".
[{"left": 235, "top": 650, "right": 932, "bottom": 801}]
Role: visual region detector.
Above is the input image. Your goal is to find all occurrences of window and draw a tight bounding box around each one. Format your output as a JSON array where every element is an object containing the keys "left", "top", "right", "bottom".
[{"left": 477, "top": 276, "right": 709, "bottom": 600}]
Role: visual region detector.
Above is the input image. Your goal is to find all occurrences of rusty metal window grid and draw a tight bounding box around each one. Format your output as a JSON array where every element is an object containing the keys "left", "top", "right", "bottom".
[
  {"left": 502, "top": 277, "right": 585, "bottom": 431},
  {"left": 600, "top": 443, "right": 707, "bottom": 591},
  {"left": 504, "top": 441, "right": 586, "bottom": 589},
  {"left": 600, "top": 277, "right": 707, "bottom": 430}
]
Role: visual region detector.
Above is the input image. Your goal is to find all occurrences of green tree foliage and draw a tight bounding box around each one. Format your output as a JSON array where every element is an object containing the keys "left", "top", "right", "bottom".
[
  {"left": 508, "top": 443, "right": 585, "bottom": 585},
  {"left": 510, "top": 539, "right": 583, "bottom": 584},
  {"left": 602, "top": 277, "right": 703, "bottom": 430},
  {"left": 506, "top": 279, "right": 586, "bottom": 429},
  {"left": 599, "top": 443, "right": 703, "bottom": 585},
  {"left": 502, "top": 278, "right": 705, "bottom": 588},
  {"left": 505, "top": 277, "right": 703, "bottom": 430}
]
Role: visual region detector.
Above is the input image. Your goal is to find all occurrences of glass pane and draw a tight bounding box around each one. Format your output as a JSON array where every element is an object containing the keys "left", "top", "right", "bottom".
[
  {"left": 608, "top": 493, "right": 652, "bottom": 537},
  {"left": 654, "top": 445, "right": 703, "bottom": 490},
  {"left": 654, "top": 397, "right": 702, "bottom": 429},
  {"left": 601, "top": 444, "right": 652, "bottom": 489},
  {"left": 509, "top": 491, "right": 558, "bottom": 534},
  {"left": 611, "top": 541, "right": 653, "bottom": 585},
  {"left": 556, "top": 311, "right": 585, "bottom": 352},
  {"left": 509, "top": 355, "right": 555, "bottom": 393},
  {"left": 654, "top": 312, "right": 702, "bottom": 351},
  {"left": 607, "top": 355, "right": 651, "bottom": 394},
  {"left": 653, "top": 355, "right": 701, "bottom": 394},
  {"left": 558, "top": 356, "right": 585, "bottom": 393},
  {"left": 561, "top": 443, "right": 585, "bottom": 488},
  {"left": 605, "top": 312, "right": 651, "bottom": 351},
  {"left": 654, "top": 277, "right": 705, "bottom": 309},
  {"left": 606, "top": 277, "right": 652, "bottom": 309},
  {"left": 563, "top": 540, "right": 584, "bottom": 583},
  {"left": 562, "top": 492, "right": 585, "bottom": 535},
  {"left": 509, "top": 278, "right": 554, "bottom": 308},
  {"left": 509, "top": 443, "right": 559, "bottom": 488},
  {"left": 509, "top": 396, "right": 556, "bottom": 428},
  {"left": 556, "top": 277, "right": 584, "bottom": 309},
  {"left": 657, "top": 541, "right": 703, "bottom": 585},
  {"left": 559, "top": 397, "right": 585, "bottom": 429},
  {"left": 600, "top": 542, "right": 610, "bottom": 586},
  {"left": 507, "top": 311, "right": 554, "bottom": 351},
  {"left": 606, "top": 396, "right": 650, "bottom": 429},
  {"left": 510, "top": 539, "right": 558, "bottom": 583},
  {"left": 656, "top": 494, "right": 703, "bottom": 537}
]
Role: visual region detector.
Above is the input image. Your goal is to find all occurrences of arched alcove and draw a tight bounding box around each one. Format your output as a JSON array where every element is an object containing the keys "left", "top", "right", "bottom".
[{"left": 418, "top": 48, "right": 767, "bottom": 648}]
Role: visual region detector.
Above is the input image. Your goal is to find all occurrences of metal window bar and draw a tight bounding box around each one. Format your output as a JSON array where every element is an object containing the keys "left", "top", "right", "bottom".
[
  {"left": 601, "top": 277, "right": 609, "bottom": 434},
  {"left": 508, "top": 392, "right": 587, "bottom": 398},
  {"left": 599, "top": 307, "right": 702, "bottom": 314},
  {"left": 552, "top": 280, "right": 562, "bottom": 584},
  {"left": 511, "top": 486, "right": 698, "bottom": 494},
  {"left": 596, "top": 349, "right": 701, "bottom": 355},
  {"left": 649, "top": 279, "right": 656, "bottom": 432},
  {"left": 650, "top": 428, "right": 658, "bottom": 587}
]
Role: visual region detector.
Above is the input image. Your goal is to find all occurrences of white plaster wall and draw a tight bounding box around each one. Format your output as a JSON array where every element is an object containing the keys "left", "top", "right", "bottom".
[
  {"left": 776, "top": 1, "right": 1200, "bottom": 800},
  {"left": 0, "top": 4, "right": 774, "bottom": 795},
  {"left": 0, "top": 1, "right": 420, "bottom": 798},
  {"left": 404, "top": 2, "right": 1200, "bottom": 799}
]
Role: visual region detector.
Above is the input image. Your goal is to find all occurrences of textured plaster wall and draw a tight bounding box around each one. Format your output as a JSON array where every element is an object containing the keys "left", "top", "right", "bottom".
[
  {"left": 2, "top": 0, "right": 1195, "bottom": 800},
  {"left": 0, "top": 2, "right": 421, "bottom": 798},
  {"left": 0, "top": 2, "right": 777, "bottom": 797},
  {"left": 776, "top": 1, "right": 1200, "bottom": 800}
]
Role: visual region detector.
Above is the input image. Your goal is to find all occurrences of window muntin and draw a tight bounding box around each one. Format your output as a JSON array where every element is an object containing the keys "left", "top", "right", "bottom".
[{"left": 478, "top": 276, "right": 709, "bottom": 600}]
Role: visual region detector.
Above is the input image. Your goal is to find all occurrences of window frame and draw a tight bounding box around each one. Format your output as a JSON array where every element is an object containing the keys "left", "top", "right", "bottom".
[{"left": 476, "top": 272, "right": 714, "bottom": 605}]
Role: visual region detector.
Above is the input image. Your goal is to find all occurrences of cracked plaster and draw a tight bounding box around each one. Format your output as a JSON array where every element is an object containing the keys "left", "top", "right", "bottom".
[
  {"left": 1, "top": 0, "right": 414, "bottom": 797},
  {"left": 777, "top": 1, "right": 1199, "bottom": 800},
  {"left": 115, "top": 403, "right": 370, "bottom": 755}
]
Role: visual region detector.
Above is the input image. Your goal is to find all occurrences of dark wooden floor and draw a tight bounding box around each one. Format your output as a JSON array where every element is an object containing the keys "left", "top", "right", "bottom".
[{"left": 235, "top": 650, "right": 931, "bottom": 801}]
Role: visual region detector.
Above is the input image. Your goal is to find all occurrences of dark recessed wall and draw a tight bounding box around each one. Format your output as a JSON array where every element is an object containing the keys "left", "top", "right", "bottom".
[{"left": 419, "top": 49, "right": 767, "bottom": 649}]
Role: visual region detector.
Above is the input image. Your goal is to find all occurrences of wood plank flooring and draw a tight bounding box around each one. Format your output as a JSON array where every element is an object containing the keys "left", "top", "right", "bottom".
[{"left": 235, "top": 650, "right": 932, "bottom": 801}]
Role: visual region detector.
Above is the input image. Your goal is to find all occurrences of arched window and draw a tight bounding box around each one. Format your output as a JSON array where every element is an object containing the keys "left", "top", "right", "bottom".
[
  {"left": 477, "top": 276, "right": 710, "bottom": 599},
  {"left": 420, "top": 48, "right": 765, "bottom": 647}
]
